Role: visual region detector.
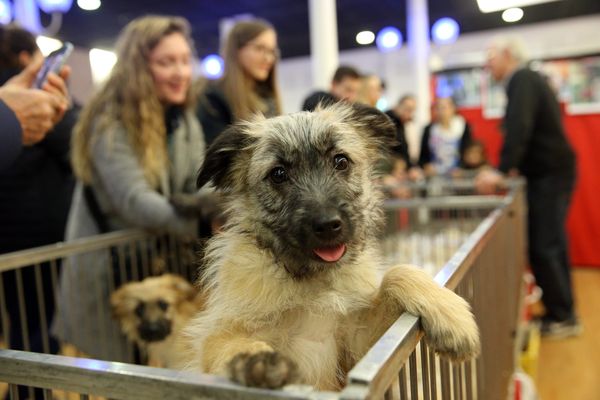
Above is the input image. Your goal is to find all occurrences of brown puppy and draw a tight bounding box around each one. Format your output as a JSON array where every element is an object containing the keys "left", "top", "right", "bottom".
[
  {"left": 111, "top": 274, "right": 204, "bottom": 368},
  {"left": 180, "top": 103, "right": 480, "bottom": 389}
]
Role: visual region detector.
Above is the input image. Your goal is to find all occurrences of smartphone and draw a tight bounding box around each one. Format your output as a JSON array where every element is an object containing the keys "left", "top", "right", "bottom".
[{"left": 34, "top": 42, "right": 74, "bottom": 89}]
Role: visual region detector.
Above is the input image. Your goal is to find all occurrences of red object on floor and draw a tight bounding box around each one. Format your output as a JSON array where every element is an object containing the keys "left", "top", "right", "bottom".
[{"left": 458, "top": 107, "right": 600, "bottom": 267}]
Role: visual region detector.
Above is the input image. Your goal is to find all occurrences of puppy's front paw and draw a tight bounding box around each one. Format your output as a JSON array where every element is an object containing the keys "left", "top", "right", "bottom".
[
  {"left": 227, "top": 351, "right": 299, "bottom": 389},
  {"left": 422, "top": 289, "right": 480, "bottom": 362}
]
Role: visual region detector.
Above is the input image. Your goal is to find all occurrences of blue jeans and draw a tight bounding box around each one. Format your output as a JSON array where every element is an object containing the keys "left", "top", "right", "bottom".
[{"left": 527, "top": 170, "right": 576, "bottom": 322}]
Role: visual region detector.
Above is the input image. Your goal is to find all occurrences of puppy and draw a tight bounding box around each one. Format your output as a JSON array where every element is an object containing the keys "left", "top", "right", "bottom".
[
  {"left": 110, "top": 274, "right": 205, "bottom": 368},
  {"left": 180, "top": 103, "right": 480, "bottom": 390}
]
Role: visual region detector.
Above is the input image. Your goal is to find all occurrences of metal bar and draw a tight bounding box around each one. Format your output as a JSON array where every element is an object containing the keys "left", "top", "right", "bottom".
[
  {"left": 15, "top": 268, "right": 30, "bottom": 352},
  {"left": 420, "top": 343, "right": 430, "bottom": 400},
  {"left": 0, "top": 230, "right": 148, "bottom": 273},
  {"left": 0, "top": 273, "right": 10, "bottom": 346},
  {"left": 408, "top": 351, "right": 418, "bottom": 400},
  {"left": 398, "top": 366, "right": 408, "bottom": 400},
  {"left": 0, "top": 349, "right": 330, "bottom": 400},
  {"left": 344, "top": 313, "right": 422, "bottom": 399},
  {"left": 383, "top": 195, "right": 504, "bottom": 211},
  {"left": 429, "top": 351, "right": 437, "bottom": 400},
  {"left": 34, "top": 263, "right": 50, "bottom": 354}
]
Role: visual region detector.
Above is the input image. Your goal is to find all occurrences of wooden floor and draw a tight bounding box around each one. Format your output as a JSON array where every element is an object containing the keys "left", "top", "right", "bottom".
[{"left": 535, "top": 268, "right": 600, "bottom": 400}]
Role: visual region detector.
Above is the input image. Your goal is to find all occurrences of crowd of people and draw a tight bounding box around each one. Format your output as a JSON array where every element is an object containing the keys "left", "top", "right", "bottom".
[{"left": 0, "top": 14, "right": 580, "bottom": 391}]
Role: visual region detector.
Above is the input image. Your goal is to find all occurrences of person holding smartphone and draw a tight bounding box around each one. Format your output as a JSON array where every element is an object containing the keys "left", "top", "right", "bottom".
[{"left": 0, "top": 23, "right": 75, "bottom": 400}]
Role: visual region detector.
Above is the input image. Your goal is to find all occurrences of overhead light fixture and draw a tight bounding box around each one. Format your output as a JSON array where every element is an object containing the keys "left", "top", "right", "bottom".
[
  {"left": 431, "top": 18, "right": 460, "bottom": 45},
  {"left": 502, "top": 8, "right": 524, "bottom": 22},
  {"left": 201, "top": 54, "right": 224, "bottom": 79},
  {"left": 89, "top": 48, "right": 117, "bottom": 85},
  {"left": 477, "top": 0, "right": 562, "bottom": 13},
  {"left": 37, "top": 0, "right": 73, "bottom": 14},
  {"left": 376, "top": 27, "right": 402, "bottom": 52},
  {"left": 356, "top": 31, "right": 375, "bottom": 45},
  {"left": 77, "top": 0, "right": 101, "bottom": 11},
  {"left": 36, "top": 36, "right": 63, "bottom": 56},
  {"left": 0, "top": 0, "right": 12, "bottom": 24}
]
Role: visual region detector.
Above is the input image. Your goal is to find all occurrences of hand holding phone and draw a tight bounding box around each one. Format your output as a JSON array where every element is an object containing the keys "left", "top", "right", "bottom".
[{"left": 34, "top": 42, "right": 73, "bottom": 89}]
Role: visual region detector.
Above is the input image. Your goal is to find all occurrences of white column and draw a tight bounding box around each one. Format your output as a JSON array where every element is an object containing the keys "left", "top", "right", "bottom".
[
  {"left": 308, "top": 0, "right": 339, "bottom": 89},
  {"left": 407, "top": 0, "right": 431, "bottom": 126}
]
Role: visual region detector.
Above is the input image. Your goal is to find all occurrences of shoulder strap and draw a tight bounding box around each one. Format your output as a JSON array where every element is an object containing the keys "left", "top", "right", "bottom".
[{"left": 83, "top": 185, "right": 110, "bottom": 234}]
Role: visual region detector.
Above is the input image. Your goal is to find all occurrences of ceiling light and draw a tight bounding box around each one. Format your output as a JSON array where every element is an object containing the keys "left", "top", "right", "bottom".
[
  {"left": 77, "top": 0, "right": 101, "bottom": 11},
  {"left": 0, "top": 0, "right": 12, "bottom": 24},
  {"left": 356, "top": 31, "right": 375, "bottom": 45},
  {"left": 37, "top": 0, "right": 73, "bottom": 14},
  {"left": 36, "top": 36, "right": 63, "bottom": 56},
  {"left": 431, "top": 18, "right": 460, "bottom": 45},
  {"left": 89, "top": 48, "right": 117, "bottom": 85},
  {"left": 201, "top": 54, "right": 224, "bottom": 79},
  {"left": 477, "top": 0, "right": 562, "bottom": 13},
  {"left": 376, "top": 27, "right": 402, "bottom": 52},
  {"left": 502, "top": 8, "right": 524, "bottom": 22}
]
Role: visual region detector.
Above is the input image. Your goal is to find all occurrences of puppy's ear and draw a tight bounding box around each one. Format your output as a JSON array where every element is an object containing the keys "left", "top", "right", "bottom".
[
  {"left": 197, "top": 124, "right": 255, "bottom": 190},
  {"left": 166, "top": 274, "right": 196, "bottom": 302},
  {"left": 110, "top": 287, "right": 129, "bottom": 320},
  {"left": 348, "top": 103, "right": 397, "bottom": 153}
]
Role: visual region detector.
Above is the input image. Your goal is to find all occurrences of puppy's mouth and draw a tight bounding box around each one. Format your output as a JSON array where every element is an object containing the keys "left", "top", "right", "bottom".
[{"left": 313, "top": 243, "right": 346, "bottom": 263}]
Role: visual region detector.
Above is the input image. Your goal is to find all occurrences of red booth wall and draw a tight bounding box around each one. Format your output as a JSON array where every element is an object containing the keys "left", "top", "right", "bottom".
[{"left": 460, "top": 107, "right": 600, "bottom": 267}]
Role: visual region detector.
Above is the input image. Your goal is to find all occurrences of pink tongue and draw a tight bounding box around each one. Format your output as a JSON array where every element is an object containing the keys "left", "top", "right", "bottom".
[{"left": 313, "top": 244, "right": 346, "bottom": 262}]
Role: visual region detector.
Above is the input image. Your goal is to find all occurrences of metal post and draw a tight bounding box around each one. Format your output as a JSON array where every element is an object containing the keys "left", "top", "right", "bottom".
[
  {"left": 407, "top": 0, "right": 431, "bottom": 127},
  {"left": 308, "top": 0, "right": 339, "bottom": 89}
]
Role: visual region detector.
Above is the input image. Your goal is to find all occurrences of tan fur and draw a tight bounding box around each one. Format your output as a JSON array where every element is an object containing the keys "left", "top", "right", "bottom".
[
  {"left": 110, "top": 274, "right": 205, "bottom": 368},
  {"left": 180, "top": 103, "right": 480, "bottom": 390}
]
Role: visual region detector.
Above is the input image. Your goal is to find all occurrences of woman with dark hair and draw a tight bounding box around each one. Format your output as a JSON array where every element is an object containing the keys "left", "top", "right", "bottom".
[{"left": 197, "top": 19, "right": 282, "bottom": 145}]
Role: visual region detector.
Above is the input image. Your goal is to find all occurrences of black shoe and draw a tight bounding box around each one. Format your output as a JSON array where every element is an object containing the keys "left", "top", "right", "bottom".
[{"left": 539, "top": 316, "right": 583, "bottom": 339}]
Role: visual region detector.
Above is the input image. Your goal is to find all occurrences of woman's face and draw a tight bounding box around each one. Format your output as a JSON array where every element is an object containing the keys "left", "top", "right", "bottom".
[
  {"left": 149, "top": 32, "right": 193, "bottom": 106},
  {"left": 435, "top": 98, "right": 455, "bottom": 123},
  {"left": 237, "top": 29, "right": 278, "bottom": 82}
]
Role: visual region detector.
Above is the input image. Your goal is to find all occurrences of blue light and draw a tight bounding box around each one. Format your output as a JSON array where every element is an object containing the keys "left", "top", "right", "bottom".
[
  {"left": 0, "top": 0, "right": 12, "bottom": 24},
  {"left": 376, "top": 26, "right": 402, "bottom": 52},
  {"left": 36, "top": 0, "right": 73, "bottom": 14},
  {"left": 432, "top": 18, "right": 460, "bottom": 45},
  {"left": 201, "top": 54, "right": 224, "bottom": 79}
]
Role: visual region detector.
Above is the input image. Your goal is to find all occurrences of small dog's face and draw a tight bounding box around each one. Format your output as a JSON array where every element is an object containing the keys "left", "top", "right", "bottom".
[
  {"left": 111, "top": 274, "right": 195, "bottom": 344},
  {"left": 197, "top": 103, "right": 395, "bottom": 278}
]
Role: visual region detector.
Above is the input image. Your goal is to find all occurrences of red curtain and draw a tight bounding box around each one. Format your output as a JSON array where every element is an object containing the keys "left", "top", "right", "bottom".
[{"left": 459, "top": 107, "right": 600, "bottom": 267}]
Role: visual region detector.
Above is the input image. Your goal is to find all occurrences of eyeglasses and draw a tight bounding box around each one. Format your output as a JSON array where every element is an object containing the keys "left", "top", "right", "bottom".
[{"left": 245, "top": 43, "right": 281, "bottom": 60}]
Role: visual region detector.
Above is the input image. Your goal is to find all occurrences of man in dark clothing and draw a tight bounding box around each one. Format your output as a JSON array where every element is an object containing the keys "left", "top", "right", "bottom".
[
  {"left": 0, "top": 24, "right": 77, "bottom": 400},
  {"left": 301, "top": 65, "right": 361, "bottom": 111},
  {"left": 475, "top": 37, "right": 579, "bottom": 339},
  {"left": 385, "top": 94, "right": 416, "bottom": 167}
]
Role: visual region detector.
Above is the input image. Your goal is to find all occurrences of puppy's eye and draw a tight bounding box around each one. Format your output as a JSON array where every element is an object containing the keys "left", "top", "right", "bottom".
[
  {"left": 269, "top": 166, "right": 288, "bottom": 184},
  {"left": 134, "top": 303, "right": 145, "bottom": 317},
  {"left": 157, "top": 299, "right": 169, "bottom": 311},
  {"left": 334, "top": 154, "right": 349, "bottom": 171}
]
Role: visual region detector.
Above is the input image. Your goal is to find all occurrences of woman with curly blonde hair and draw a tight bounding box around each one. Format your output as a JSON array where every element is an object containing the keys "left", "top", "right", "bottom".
[{"left": 53, "top": 15, "right": 207, "bottom": 361}]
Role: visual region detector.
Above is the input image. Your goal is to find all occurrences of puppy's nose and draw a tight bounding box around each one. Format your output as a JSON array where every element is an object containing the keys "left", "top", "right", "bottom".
[
  {"left": 138, "top": 319, "right": 172, "bottom": 342},
  {"left": 312, "top": 210, "right": 343, "bottom": 240}
]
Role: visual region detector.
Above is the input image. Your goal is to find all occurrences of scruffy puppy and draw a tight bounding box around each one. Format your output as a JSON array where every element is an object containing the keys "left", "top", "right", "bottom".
[
  {"left": 111, "top": 274, "right": 205, "bottom": 368},
  {"left": 181, "top": 103, "right": 480, "bottom": 390}
]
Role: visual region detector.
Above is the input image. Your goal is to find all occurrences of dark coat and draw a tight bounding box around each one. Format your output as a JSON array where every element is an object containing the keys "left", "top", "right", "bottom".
[
  {"left": 0, "top": 104, "right": 79, "bottom": 253},
  {"left": 499, "top": 68, "right": 575, "bottom": 177},
  {"left": 301, "top": 90, "right": 337, "bottom": 112}
]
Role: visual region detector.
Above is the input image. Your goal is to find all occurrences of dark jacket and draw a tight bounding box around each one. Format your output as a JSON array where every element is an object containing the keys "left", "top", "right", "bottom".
[
  {"left": 0, "top": 104, "right": 79, "bottom": 253},
  {"left": 196, "top": 83, "right": 233, "bottom": 146},
  {"left": 301, "top": 90, "right": 337, "bottom": 112},
  {"left": 418, "top": 118, "right": 472, "bottom": 170},
  {"left": 499, "top": 68, "right": 575, "bottom": 177},
  {"left": 384, "top": 110, "right": 412, "bottom": 168},
  {"left": 0, "top": 100, "right": 22, "bottom": 171}
]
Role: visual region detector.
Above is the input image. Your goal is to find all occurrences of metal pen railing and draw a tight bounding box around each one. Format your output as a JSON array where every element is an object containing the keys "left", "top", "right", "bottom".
[{"left": 0, "top": 179, "right": 526, "bottom": 400}]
